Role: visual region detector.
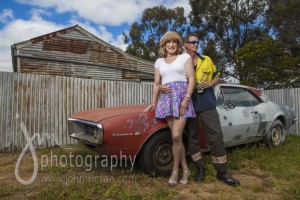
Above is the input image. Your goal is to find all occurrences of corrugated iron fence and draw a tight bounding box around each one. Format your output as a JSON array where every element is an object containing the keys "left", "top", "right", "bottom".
[
  {"left": 0, "top": 72, "right": 152, "bottom": 150},
  {"left": 263, "top": 88, "right": 299, "bottom": 134},
  {"left": 0, "top": 72, "right": 299, "bottom": 150}
]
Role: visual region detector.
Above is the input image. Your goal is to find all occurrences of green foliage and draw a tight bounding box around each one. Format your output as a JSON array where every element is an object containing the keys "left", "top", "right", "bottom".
[
  {"left": 122, "top": 1, "right": 300, "bottom": 88},
  {"left": 266, "top": 0, "right": 300, "bottom": 53},
  {"left": 188, "top": 0, "right": 269, "bottom": 81},
  {"left": 266, "top": 0, "right": 300, "bottom": 87},
  {"left": 236, "top": 38, "right": 299, "bottom": 89},
  {"left": 123, "top": 6, "right": 189, "bottom": 62}
]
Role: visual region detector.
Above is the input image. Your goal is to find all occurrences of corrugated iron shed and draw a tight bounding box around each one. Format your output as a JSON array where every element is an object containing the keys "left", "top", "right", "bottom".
[{"left": 11, "top": 25, "right": 154, "bottom": 81}]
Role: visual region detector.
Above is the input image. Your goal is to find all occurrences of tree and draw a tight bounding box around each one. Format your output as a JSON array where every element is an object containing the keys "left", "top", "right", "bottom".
[
  {"left": 266, "top": 0, "right": 300, "bottom": 69},
  {"left": 123, "top": 6, "right": 188, "bottom": 62},
  {"left": 188, "top": 0, "right": 269, "bottom": 82},
  {"left": 266, "top": 0, "right": 300, "bottom": 87},
  {"left": 236, "top": 38, "right": 298, "bottom": 89}
]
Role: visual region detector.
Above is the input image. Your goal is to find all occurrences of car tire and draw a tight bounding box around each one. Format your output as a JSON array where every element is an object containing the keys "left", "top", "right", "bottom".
[
  {"left": 263, "top": 119, "right": 285, "bottom": 147},
  {"left": 138, "top": 129, "right": 173, "bottom": 177}
]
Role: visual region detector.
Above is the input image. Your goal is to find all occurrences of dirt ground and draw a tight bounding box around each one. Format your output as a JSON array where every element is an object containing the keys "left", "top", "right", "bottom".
[{"left": 0, "top": 151, "right": 285, "bottom": 200}]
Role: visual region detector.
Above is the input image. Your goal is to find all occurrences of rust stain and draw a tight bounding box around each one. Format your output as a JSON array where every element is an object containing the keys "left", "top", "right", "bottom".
[
  {"left": 122, "top": 69, "right": 139, "bottom": 80},
  {"left": 31, "top": 30, "right": 67, "bottom": 44},
  {"left": 43, "top": 38, "right": 90, "bottom": 54}
]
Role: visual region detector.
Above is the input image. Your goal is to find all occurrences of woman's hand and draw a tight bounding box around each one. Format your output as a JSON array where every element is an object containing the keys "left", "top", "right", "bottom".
[
  {"left": 180, "top": 98, "right": 190, "bottom": 116},
  {"left": 143, "top": 104, "right": 155, "bottom": 112},
  {"left": 160, "top": 84, "right": 172, "bottom": 94}
]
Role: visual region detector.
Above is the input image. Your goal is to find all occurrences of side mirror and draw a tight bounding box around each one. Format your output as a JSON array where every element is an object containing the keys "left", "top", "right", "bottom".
[{"left": 225, "top": 102, "right": 236, "bottom": 109}]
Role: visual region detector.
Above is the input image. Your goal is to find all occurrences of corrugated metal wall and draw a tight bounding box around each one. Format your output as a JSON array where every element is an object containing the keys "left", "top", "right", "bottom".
[
  {"left": 0, "top": 72, "right": 152, "bottom": 150},
  {"left": 0, "top": 71, "right": 299, "bottom": 150},
  {"left": 264, "top": 88, "right": 299, "bottom": 135},
  {"left": 12, "top": 25, "right": 154, "bottom": 81}
]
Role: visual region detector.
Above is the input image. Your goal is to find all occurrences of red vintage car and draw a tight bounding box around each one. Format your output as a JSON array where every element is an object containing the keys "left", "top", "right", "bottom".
[{"left": 68, "top": 84, "right": 296, "bottom": 176}]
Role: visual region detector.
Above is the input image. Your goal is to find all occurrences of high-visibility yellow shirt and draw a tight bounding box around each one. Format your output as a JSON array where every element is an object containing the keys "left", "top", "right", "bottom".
[{"left": 195, "top": 55, "right": 220, "bottom": 83}]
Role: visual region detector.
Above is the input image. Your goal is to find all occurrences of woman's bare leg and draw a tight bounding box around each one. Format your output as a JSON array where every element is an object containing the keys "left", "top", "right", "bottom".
[{"left": 167, "top": 117, "right": 187, "bottom": 172}]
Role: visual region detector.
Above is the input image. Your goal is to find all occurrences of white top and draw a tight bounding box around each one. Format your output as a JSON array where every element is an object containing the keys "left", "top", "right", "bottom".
[{"left": 154, "top": 53, "right": 191, "bottom": 85}]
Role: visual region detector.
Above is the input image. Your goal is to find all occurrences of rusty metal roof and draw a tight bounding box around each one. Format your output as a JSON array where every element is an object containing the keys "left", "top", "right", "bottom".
[{"left": 11, "top": 25, "right": 154, "bottom": 81}]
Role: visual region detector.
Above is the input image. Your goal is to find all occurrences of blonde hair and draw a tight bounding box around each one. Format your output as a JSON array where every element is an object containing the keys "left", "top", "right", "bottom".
[{"left": 159, "top": 31, "right": 184, "bottom": 57}]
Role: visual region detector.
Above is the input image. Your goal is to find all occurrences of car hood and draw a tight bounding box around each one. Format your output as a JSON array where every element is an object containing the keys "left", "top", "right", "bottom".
[{"left": 69, "top": 105, "right": 147, "bottom": 123}]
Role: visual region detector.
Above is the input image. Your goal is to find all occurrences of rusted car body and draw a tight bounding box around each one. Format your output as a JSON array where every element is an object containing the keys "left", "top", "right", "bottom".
[{"left": 68, "top": 84, "right": 296, "bottom": 176}]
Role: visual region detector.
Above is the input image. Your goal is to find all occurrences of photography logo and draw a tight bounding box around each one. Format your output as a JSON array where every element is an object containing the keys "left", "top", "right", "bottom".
[
  {"left": 14, "top": 121, "right": 72, "bottom": 185},
  {"left": 14, "top": 116, "right": 136, "bottom": 185}
]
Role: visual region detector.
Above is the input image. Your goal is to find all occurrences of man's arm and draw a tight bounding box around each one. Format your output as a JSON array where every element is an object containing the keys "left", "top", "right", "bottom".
[
  {"left": 199, "top": 77, "right": 220, "bottom": 89},
  {"left": 208, "top": 77, "right": 220, "bottom": 87}
]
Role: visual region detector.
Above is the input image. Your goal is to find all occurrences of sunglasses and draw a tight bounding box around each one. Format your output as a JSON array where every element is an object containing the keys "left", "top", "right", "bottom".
[{"left": 185, "top": 40, "right": 199, "bottom": 45}]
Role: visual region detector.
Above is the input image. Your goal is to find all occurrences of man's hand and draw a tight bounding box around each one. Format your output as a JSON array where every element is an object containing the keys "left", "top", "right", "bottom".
[
  {"left": 160, "top": 85, "right": 172, "bottom": 94},
  {"left": 199, "top": 81, "right": 211, "bottom": 89}
]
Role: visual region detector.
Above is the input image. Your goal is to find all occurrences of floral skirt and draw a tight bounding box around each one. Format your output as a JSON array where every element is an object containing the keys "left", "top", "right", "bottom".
[{"left": 156, "top": 81, "right": 196, "bottom": 118}]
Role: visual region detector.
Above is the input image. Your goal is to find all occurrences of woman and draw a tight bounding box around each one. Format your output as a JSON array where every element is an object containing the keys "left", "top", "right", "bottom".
[{"left": 143, "top": 31, "right": 195, "bottom": 186}]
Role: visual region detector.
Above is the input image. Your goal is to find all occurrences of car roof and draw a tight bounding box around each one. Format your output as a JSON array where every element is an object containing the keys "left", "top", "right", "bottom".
[{"left": 218, "top": 83, "right": 263, "bottom": 97}]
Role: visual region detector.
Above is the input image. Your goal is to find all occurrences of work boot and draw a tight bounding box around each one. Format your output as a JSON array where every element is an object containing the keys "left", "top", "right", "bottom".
[
  {"left": 216, "top": 172, "right": 240, "bottom": 187},
  {"left": 194, "top": 159, "right": 206, "bottom": 182}
]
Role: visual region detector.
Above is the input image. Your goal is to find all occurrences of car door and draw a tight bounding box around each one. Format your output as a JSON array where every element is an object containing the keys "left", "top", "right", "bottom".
[{"left": 216, "top": 86, "right": 263, "bottom": 143}]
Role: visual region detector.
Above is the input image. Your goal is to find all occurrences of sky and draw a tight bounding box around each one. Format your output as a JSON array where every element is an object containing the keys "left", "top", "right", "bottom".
[{"left": 0, "top": 0, "right": 192, "bottom": 72}]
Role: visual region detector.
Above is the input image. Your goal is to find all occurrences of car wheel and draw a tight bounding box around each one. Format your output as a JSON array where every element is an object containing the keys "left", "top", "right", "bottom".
[
  {"left": 138, "top": 129, "right": 173, "bottom": 177},
  {"left": 263, "top": 119, "right": 285, "bottom": 147}
]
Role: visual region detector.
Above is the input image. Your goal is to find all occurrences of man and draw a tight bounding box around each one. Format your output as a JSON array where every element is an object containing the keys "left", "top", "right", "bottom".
[{"left": 162, "top": 33, "right": 240, "bottom": 187}]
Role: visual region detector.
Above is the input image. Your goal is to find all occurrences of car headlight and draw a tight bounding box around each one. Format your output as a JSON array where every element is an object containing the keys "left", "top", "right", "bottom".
[{"left": 68, "top": 118, "right": 103, "bottom": 146}]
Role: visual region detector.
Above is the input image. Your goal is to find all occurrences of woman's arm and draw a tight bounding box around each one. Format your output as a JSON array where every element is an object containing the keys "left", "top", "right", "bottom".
[
  {"left": 180, "top": 57, "right": 195, "bottom": 115},
  {"left": 143, "top": 68, "right": 160, "bottom": 112},
  {"left": 184, "top": 57, "right": 195, "bottom": 98}
]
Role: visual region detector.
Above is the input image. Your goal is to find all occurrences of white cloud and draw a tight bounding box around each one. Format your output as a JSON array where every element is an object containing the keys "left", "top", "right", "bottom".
[
  {"left": 0, "top": 9, "right": 65, "bottom": 72},
  {"left": 111, "top": 33, "right": 128, "bottom": 51},
  {"left": 29, "top": 8, "right": 52, "bottom": 20},
  {"left": 0, "top": 48, "right": 13, "bottom": 72},
  {"left": 68, "top": 18, "right": 127, "bottom": 50},
  {"left": 98, "top": 26, "right": 114, "bottom": 42},
  {"left": 16, "top": 0, "right": 141, "bottom": 26},
  {"left": 16, "top": 0, "right": 190, "bottom": 26},
  {"left": 0, "top": 9, "right": 14, "bottom": 23},
  {"left": 1, "top": 0, "right": 191, "bottom": 72}
]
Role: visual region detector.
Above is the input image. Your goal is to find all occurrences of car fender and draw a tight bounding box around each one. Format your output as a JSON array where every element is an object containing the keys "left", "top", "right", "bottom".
[{"left": 89, "top": 109, "right": 169, "bottom": 158}]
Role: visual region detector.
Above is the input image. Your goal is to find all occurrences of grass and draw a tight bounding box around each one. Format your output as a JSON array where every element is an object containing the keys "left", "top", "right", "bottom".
[
  {"left": 226, "top": 135, "right": 300, "bottom": 199},
  {"left": 0, "top": 134, "right": 300, "bottom": 200}
]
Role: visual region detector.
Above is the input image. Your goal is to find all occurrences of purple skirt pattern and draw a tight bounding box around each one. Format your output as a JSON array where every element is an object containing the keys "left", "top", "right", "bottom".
[{"left": 156, "top": 82, "right": 196, "bottom": 118}]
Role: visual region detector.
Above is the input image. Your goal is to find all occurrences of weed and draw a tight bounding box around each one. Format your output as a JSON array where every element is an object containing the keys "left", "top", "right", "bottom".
[{"left": 1, "top": 135, "right": 300, "bottom": 199}]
